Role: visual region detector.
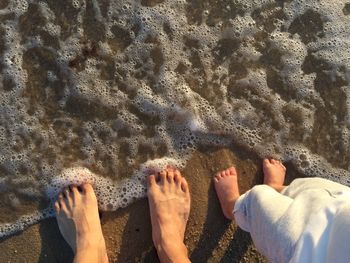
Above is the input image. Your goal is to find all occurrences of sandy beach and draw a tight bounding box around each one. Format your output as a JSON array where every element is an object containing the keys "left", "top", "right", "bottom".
[
  {"left": 0, "top": 0, "right": 349, "bottom": 262},
  {"left": 0, "top": 146, "right": 303, "bottom": 262}
]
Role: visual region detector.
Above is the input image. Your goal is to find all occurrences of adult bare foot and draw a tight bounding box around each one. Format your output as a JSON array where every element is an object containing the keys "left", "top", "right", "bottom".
[
  {"left": 263, "top": 158, "right": 286, "bottom": 192},
  {"left": 54, "top": 184, "right": 108, "bottom": 263},
  {"left": 147, "top": 167, "right": 191, "bottom": 263},
  {"left": 214, "top": 166, "right": 240, "bottom": 220}
]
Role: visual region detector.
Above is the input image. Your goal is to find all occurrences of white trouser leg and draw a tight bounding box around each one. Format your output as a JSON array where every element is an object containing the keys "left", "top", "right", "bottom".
[
  {"left": 233, "top": 178, "right": 350, "bottom": 263},
  {"left": 326, "top": 202, "right": 350, "bottom": 263},
  {"left": 233, "top": 185, "right": 295, "bottom": 263}
]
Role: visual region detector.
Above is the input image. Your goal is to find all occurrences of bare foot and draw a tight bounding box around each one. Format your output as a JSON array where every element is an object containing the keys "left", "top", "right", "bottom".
[
  {"left": 147, "top": 167, "right": 191, "bottom": 263},
  {"left": 263, "top": 158, "right": 286, "bottom": 192},
  {"left": 54, "top": 184, "right": 108, "bottom": 263},
  {"left": 214, "top": 166, "right": 240, "bottom": 220}
]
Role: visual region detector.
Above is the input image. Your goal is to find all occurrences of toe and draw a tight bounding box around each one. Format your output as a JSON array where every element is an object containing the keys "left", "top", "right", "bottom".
[
  {"left": 59, "top": 198, "right": 68, "bottom": 214},
  {"left": 54, "top": 201, "right": 60, "bottom": 213},
  {"left": 166, "top": 169, "right": 174, "bottom": 183},
  {"left": 263, "top": 158, "right": 271, "bottom": 166},
  {"left": 281, "top": 163, "right": 287, "bottom": 170},
  {"left": 69, "top": 185, "right": 80, "bottom": 203},
  {"left": 63, "top": 187, "right": 71, "bottom": 200},
  {"left": 81, "top": 183, "right": 94, "bottom": 194},
  {"left": 70, "top": 185, "right": 79, "bottom": 195},
  {"left": 63, "top": 187, "right": 73, "bottom": 208},
  {"left": 228, "top": 166, "right": 237, "bottom": 175},
  {"left": 214, "top": 177, "right": 219, "bottom": 183},
  {"left": 166, "top": 165, "right": 175, "bottom": 171},
  {"left": 159, "top": 170, "right": 167, "bottom": 184},
  {"left": 271, "top": 159, "right": 278, "bottom": 164},
  {"left": 147, "top": 174, "right": 156, "bottom": 187},
  {"left": 57, "top": 193, "right": 64, "bottom": 205},
  {"left": 214, "top": 173, "right": 222, "bottom": 182},
  {"left": 174, "top": 170, "right": 181, "bottom": 184},
  {"left": 181, "top": 178, "right": 189, "bottom": 193},
  {"left": 62, "top": 187, "right": 70, "bottom": 198}
]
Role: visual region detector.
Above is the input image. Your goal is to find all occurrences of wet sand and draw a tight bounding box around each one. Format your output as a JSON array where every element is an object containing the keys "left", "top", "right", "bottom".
[{"left": 0, "top": 146, "right": 303, "bottom": 262}]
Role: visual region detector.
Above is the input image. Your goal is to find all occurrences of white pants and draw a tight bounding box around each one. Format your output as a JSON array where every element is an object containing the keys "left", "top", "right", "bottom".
[{"left": 233, "top": 178, "right": 350, "bottom": 263}]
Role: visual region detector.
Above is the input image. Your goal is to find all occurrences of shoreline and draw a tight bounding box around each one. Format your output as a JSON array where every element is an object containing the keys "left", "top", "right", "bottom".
[{"left": 0, "top": 147, "right": 302, "bottom": 262}]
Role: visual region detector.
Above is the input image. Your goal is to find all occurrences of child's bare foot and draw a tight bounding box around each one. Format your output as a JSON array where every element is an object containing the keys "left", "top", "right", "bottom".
[
  {"left": 214, "top": 166, "right": 240, "bottom": 220},
  {"left": 263, "top": 158, "right": 286, "bottom": 192},
  {"left": 147, "top": 167, "right": 191, "bottom": 263},
  {"left": 54, "top": 184, "right": 108, "bottom": 263}
]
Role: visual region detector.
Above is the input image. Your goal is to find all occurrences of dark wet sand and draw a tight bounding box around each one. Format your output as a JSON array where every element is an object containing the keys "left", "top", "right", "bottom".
[{"left": 0, "top": 147, "right": 303, "bottom": 262}]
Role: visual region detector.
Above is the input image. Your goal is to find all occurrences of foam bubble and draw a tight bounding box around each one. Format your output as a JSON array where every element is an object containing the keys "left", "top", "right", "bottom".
[{"left": 1, "top": 0, "right": 350, "bottom": 238}]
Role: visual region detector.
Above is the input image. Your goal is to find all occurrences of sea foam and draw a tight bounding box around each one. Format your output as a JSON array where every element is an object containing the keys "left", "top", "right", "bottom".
[{"left": 0, "top": 0, "right": 349, "bottom": 237}]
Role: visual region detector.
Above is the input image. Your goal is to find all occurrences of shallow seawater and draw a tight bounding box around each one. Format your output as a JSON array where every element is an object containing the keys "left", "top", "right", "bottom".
[{"left": 0, "top": 0, "right": 350, "bottom": 237}]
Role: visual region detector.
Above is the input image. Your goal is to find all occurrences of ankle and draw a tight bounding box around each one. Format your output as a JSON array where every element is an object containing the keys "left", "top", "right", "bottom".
[
  {"left": 154, "top": 240, "right": 189, "bottom": 263},
  {"left": 76, "top": 236, "right": 106, "bottom": 254},
  {"left": 223, "top": 197, "right": 238, "bottom": 220},
  {"left": 153, "top": 230, "right": 189, "bottom": 262},
  {"left": 273, "top": 184, "right": 286, "bottom": 192},
  {"left": 74, "top": 242, "right": 108, "bottom": 263},
  {"left": 265, "top": 183, "right": 285, "bottom": 192}
]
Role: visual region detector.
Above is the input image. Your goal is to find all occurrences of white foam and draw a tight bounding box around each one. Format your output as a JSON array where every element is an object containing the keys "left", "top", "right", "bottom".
[{"left": 0, "top": 0, "right": 350, "bottom": 238}]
